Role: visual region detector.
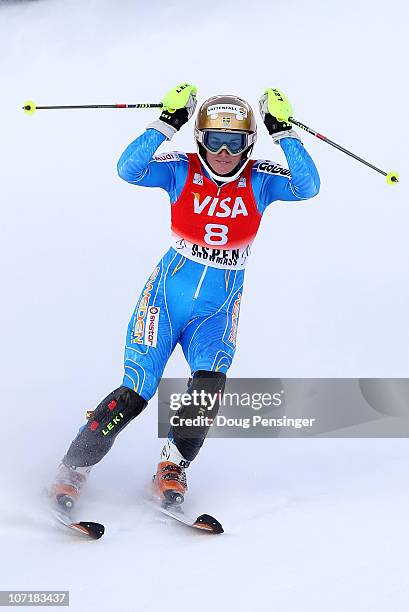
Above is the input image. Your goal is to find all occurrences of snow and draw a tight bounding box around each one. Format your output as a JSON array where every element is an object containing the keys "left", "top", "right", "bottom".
[{"left": 1, "top": 0, "right": 409, "bottom": 610}]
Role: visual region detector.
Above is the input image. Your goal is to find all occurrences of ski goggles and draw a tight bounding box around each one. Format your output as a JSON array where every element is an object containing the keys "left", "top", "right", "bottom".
[{"left": 202, "top": 130, "right": 250, "bottom": 155}]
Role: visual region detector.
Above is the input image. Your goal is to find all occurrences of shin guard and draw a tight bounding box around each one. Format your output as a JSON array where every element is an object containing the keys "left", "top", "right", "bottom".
[
  {"left": 171, "top": 370, "right": 226, "bottom": 463},
  {"left": 64, "top": 386, "right": 147, "bottom": 468}
]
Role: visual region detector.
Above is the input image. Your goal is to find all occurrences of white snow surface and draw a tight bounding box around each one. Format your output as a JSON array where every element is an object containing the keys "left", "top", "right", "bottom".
[{"left": 1, "top": 0, "right": 409, "bottom": 610}]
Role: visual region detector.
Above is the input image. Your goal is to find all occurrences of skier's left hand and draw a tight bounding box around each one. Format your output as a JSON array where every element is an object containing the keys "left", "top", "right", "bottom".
[
  {"left": 148, "top": 83, "right": 198, "bottom": 140},
  {"left": 259, "top": 88, "right": 300, "bottom": 144}
]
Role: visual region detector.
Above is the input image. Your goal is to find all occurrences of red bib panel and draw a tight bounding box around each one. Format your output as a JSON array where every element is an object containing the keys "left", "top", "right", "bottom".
[{"left": 170, "top": 153, "right": 261, "bottom": 249}]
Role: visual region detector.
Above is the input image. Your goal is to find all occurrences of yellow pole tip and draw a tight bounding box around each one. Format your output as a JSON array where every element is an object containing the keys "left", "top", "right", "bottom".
[
  {"left": 386, "top": 171, "right": 399, "bottom": 185},
  {"left": 23, "top": 100, "right": 36, "bottom": 115}
]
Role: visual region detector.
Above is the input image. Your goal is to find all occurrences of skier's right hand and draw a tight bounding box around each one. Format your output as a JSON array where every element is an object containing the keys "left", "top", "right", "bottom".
[{"left": 147, "top": 83, "right": 198, "bottom": 140}]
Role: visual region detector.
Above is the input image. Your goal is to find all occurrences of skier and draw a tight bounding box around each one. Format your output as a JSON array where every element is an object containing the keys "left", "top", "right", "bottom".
[{"left": 50, "top": 83, "right": 320, "bottom": 510}]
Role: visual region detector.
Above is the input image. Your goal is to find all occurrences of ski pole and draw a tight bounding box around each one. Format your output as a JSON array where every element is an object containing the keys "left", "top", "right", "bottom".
[
  {"left": 22, "top": 100, "right": 164, "bottom": 114},
  {"left": 289, "top": 116, "right": 399, "bottom": 185},
  {"left": 23, "top": 100, "right": 399, "bottom": 185}
]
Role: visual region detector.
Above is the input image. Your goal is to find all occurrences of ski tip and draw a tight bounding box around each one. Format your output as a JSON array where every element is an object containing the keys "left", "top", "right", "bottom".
[
  {"left": 193, "top": 514, "right": 224, "bottom": 535},
  {"left": 74, "top": 521, "right": 105, "bottom": 540}
]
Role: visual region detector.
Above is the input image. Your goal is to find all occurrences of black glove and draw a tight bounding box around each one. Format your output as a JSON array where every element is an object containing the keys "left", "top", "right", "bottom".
[
  {"left": 159, "top": 107, "right": 189, "bottom": 132},
  {"left": 263, "top": 114, "right": 292, "bottom": 137},
  {"left": 147, "top": 83, "right": 197, "bottom": 140}
]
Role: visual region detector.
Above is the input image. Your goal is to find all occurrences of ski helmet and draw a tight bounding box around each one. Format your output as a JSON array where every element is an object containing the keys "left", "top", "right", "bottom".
[{"left": 194, "top": 95, "right": 257, "bottom": 182}]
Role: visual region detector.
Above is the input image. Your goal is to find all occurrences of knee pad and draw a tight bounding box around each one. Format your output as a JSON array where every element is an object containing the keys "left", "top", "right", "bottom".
[
  {"left": 64, "top": 386, "right": 147, "bottom": 467},
  {"left": 172, "top": 370, "right": 226, "bottom": 462}
]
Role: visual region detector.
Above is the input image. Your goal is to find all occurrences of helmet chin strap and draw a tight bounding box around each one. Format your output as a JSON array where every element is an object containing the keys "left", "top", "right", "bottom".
[{"left": 197, "top": 146, "right": 254, "bottom": 184}]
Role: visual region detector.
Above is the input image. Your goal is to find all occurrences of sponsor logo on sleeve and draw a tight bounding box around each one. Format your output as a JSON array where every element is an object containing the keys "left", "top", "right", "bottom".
[
  {"left": 257, "top": 161, "right": 291, "bottom": 177},
  {"left": 154, "top": 152, "right": 180, "bottom": 163}
]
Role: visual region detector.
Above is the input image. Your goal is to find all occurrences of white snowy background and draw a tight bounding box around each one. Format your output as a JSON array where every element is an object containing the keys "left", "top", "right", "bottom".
[{"left": 1, "top": 0, "right": 409, "bottom": 610}]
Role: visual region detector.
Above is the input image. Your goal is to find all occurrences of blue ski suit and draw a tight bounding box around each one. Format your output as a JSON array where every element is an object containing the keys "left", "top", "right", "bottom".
[{"left": 117, "top": 128, "right": 320, "bottom": 401}]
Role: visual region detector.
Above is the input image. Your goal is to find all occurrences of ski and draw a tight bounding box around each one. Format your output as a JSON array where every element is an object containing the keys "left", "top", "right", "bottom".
[
  {"left": 46, "top": 484, "right": 222, "bottom": 537},
  {"left": 51, "top": 507, "right": 105, "bottom": 540},
  {"left": 45, "top": 488, "right": 105, "bottom": 540},
  {"left": 153, "top": 500, "right": 224, "bottom": 534}
]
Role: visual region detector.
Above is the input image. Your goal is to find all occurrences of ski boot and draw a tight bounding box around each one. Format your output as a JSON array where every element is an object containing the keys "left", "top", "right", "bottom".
[
  {"left": 49, "top": 463, "right": 92, "bottom": 512},
  {"left": 152, "top": 461, "right": 187, "bottom": 506}
]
